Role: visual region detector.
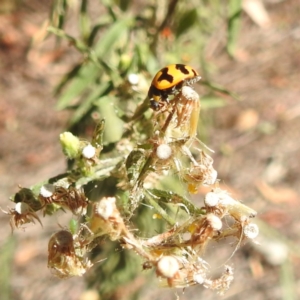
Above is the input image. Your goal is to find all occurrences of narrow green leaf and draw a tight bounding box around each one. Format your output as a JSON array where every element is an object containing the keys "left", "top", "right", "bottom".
[
  {"left": 79, "top": 0, "right": 91, "bottom": 41},
  {"left": 54, "top": 63, "right": 82, "bottom": 96},
  {"left": 50, "top": 0, "right": 67, "bottom": 29},
  {"left": 48, "top": 26, "right": 88, "bottom": 52},
  {"left": 147, "top": 189, "right": 205, "bottom": 216},
  {"left": 88, "top": 21, "right": 110, "bottom": 46},
  {"left": 93, "top": 17, "right": 134, "bottom": 58},
  {"left": 126, "top": 149, "right": 146, "bottom": 183},
  {"left": 227, "top": 0, "right": 242, "bottom": 57},
  {"left": 117, "top": 0, "right": 131, "bottom": 12},
  {"left": 280, "top": 259, "right": 297, "bottom": 300},
  {"left": 54, "top": 17, "right": 134, "bottom": 112},
  {"left": 95, "top": 95, "right": 124, "bottom": 143},
  {"left": 69, "top": 81, "right": 113, "bottom": 125},
  {"left": 176, "top": 9, "right": 198, "bottom": 37},
  {"left": 0, "top": 237, "right": 15, "bottom": 300},
  {"left": 201, "top": 80, "right": 240, "bottom": 100},
  {"left": 56, "top": 61, "right": 100, "bottom": 110},
  {"left": 92, "top": 120, "right": 106, "bottom": 148}
]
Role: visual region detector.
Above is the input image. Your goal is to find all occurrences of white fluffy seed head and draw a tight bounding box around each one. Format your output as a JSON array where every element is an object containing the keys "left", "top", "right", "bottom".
[
  {"left": 206, "top": 213, "right": 222, "bottom": 230},
  {"left": 181, "top": 86, "right": 200, "bottom": 101},
  {"left": 156, "top": 256, "right": 179, "bottom": 278},
  {"left": 40, "top": 184, "right": 55, "bottom": 198},
  {"left": 128, "top": 73, "right": 139, "bottom": 85},
  {"left": 156, "top": 144, "right": 172, "bottom": 160},
  {"left": 94, "top": 197, "right": 116, "bottom": 220},
  {"left": 82, "top": 144, "right": 96, "bottom": 159},
  {"left": 243, "top": 223, "right": 259, "bottom": 239},
  {"left": 204, "top": 192, "right": 220, "bottom": 207}
]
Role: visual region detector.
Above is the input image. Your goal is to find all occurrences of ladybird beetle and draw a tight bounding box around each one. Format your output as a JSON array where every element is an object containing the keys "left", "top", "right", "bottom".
[{"left": 148, "top": 64, "right": 201, "bottom": 110}]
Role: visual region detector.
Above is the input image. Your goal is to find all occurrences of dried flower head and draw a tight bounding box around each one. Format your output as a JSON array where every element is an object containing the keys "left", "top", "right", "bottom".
[
  {"left": 204, "top": 265, "right": 234, "bottom": 295},
  {"left": 182, "top": 150, "right": 218, "bottom": 193},
  {"left": 89, "top": 197, "right": 124, "bottom": 240},
  {"left": 186, "top": 214, "right": 222, "bottom": 248},
  {"left": 39, "top": 185, "right": 88, "bottom": 216},
  {"left": 48, "top": 230, "right": 92, "bottom": 278},
  {"left": 175, "top": 86, "right": 201, "bottom": 138},
  {"left": 157, "top": 86, "right": 200, "bottom": 141},
  {"left": 157, "top": 255, "right": 209, "bottom": 288},
  {"left": 2, "top": 202, "right": 42, "bottom": 231}
]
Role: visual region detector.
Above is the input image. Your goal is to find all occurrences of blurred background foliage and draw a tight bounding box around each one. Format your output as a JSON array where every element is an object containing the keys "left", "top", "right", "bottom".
[{"left": 3, "top": 0, "right": 300, "bottom": 300}]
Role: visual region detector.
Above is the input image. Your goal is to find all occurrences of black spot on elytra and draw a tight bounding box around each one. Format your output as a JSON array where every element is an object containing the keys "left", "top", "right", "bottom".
[
  {"left": 157, "top": 67, "right": 174, "bottom": 83},
  {"left": 175, "top": 64, "right": 190, "bottom": 75}
]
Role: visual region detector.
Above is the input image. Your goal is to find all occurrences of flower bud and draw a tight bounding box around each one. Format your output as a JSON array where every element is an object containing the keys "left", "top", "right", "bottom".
[{"left": 60, "top": 132, "right": 80, "bottom": 159}]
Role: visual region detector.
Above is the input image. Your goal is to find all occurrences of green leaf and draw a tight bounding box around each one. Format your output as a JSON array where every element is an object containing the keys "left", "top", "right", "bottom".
[
  {"left": 50, "top": 0, "right": 67, "bottom": 29},
  {"left": 69, "top": 81, "right": 113, "bottom": 125},
  {"left": 94, "top": 17, "right": 134, "bottom": 58},
  {"left": 56, "top": 61, "right": 100, "bottom": 110},
  {"left": 91, "top": 120, "right": 106, "bottom": 148},
  {"left": 116, "top": 0, "right": 131, "bottom": 11},
  {"left": 54, "top": 17, "right": 134, "bottom": 112},
  {"left": 47, "top": 26, "right": 89, "bottom": 52},
  {"left": 147, "top": 189, "right": 204, "bottom": 216},
  {"left": 95, "top": 95, "right": 124, "bottom": 143},
  {"left": 176, "top": 9, "right": 198, "bottom": 37},
  {"left": 79, "top": 0, "right": 91, "bottom": 42},
  {"left": 126, "top": 149, "right": 146, "bottom": 183},
  {"left": 201, "top": 80, "right": 240, "bottom": 100},
  {"left": 227, "top": 0, "right": 242, "bottom": 57},
  {"left": 0, "top": 236, "right": 15, "bottom": 300},
  {"left": 88, "top": 21, "right": 110, "bottom": 46}
]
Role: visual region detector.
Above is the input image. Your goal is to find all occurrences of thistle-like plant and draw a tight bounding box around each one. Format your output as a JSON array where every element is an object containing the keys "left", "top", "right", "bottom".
[{"left": 4, "top": 81, "right": 258, "bottom": 296}]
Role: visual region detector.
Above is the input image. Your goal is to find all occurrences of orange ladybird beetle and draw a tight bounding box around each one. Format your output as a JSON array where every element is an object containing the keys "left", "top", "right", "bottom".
[{"left": 148, "top": 64, "right": 201, "bottom": 111}]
